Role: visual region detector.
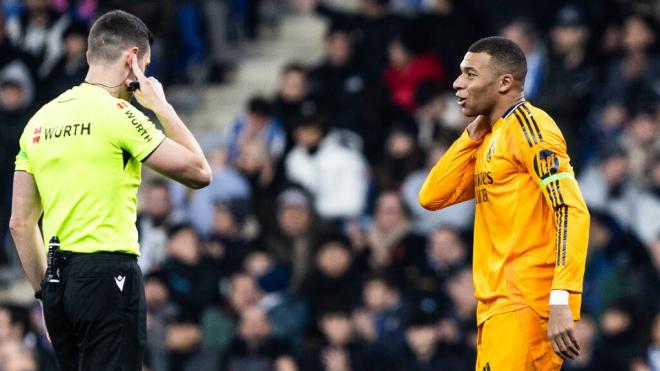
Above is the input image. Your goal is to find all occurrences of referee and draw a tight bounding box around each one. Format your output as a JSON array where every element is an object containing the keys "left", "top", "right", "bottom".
[{"left": 9, "top": 10, "right": 211, "bottom": 371}]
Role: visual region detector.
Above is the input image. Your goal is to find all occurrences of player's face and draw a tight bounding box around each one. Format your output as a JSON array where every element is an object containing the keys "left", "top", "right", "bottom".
[{"left": 453, "top": 52, "right": 500, "bottom": 117}]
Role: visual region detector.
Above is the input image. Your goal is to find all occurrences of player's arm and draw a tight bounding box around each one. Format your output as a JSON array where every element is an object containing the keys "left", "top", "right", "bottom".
[
  {"left": 125, "top": 53, "right": 211, "bottom": 189},
  {"left": 9, "top": 171, "right": 46, "bottom": 292},
  {"left": 514, "top": 108, "right": 589, "bottom": 360},
  {"left": 418, "top": 116, "right": 486, "bottom": 210}
]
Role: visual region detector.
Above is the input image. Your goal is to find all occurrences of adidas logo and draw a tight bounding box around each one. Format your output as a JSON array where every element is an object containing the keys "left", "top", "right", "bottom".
[{"left": 114, "top": 275, "right": 126, "bottom": 292}]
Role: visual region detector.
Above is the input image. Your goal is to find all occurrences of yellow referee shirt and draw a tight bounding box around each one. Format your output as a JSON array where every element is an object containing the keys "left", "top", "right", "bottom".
[
  {"left": 15, "top": 83, "right": 165, "bottom": 255},
  {"left": 419, "top": 101, "right": 590, "bottom": 325}
]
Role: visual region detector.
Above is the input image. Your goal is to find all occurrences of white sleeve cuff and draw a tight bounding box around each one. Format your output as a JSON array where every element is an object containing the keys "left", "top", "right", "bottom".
[{"left": 549, "top": 290, "right": 569, "bottom": 305}]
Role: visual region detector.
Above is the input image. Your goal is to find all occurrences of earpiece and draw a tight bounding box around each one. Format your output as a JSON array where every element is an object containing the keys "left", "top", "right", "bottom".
[{"left": 127, "top": 81, "right": 140, "bottom": 92}]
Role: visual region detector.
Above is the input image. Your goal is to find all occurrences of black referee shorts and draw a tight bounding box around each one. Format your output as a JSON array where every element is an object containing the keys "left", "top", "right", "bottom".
[{"left": 42, "top": 252, "right": 146, "bottom": 371}]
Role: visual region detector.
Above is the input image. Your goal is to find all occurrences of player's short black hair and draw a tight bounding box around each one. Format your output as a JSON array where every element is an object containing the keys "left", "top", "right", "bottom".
[
  {"left": 468, "top": 36, "right": 527, "bottom": 84},
  {"left": 88, "top": 10, "right": 153, "bottom": 63},
  {"left": 247, "top": 96, "right": 274, "bottom": 117}
]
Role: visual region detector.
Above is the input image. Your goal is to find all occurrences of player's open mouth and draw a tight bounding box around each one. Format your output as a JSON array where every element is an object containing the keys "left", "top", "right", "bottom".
[{"left": 457, "top": 97, "right": 466, "bottom": 106}]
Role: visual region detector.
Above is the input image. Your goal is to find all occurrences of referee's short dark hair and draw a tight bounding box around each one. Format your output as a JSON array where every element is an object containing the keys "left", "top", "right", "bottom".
[
  {"left": 468, "top": 36, "right": 527, "bottom": 84},
  {"left": 88, "top": 10, "right": 153, "bottom": 63}
]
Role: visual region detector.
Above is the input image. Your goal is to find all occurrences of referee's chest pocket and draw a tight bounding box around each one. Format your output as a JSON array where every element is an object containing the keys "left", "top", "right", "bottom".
[{"left": 64, "top": 276, "right": 127, "bottom": 322}]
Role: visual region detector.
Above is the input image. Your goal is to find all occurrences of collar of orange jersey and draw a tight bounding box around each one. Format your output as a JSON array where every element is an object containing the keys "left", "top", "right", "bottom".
[{"left": 501, "top": 98, "right": 527, "bottom": 119}]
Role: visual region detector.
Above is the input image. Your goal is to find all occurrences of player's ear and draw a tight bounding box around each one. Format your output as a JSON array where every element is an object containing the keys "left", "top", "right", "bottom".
[{"left": 499, "top": 74, "right": 514, "bottom": 93}]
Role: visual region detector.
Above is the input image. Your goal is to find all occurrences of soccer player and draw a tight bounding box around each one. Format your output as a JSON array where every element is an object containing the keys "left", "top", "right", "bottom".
[
  {"left": 418, "top": 37, "right": 590, "bottom": 370},
  {"left": 9, "top": 10, "right": 211, "bottom": 371}
]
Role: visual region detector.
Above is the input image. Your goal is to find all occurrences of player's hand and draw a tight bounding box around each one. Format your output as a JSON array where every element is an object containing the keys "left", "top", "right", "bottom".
[
  {"left": 548, "top": 305, "right": 580, "bottom": 360},
  {"left": 126, "top": 53, "right": 168, "bottom": 112},
  {"left": 466, "top": 115, "right": 490, "bottom": 141}
]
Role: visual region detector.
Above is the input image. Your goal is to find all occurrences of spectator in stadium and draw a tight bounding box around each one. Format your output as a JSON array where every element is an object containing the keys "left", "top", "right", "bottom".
[
  {"left": 397, "top": 311, "right": 470, "bottom": 371},
  {"left": 176, "top": 142, "right": 252, "bottom": 237},
  {"left": 200, "top": 273, "right": 261, "bottom": 369},
  {"left": 499, "top": 17, "right": 547, "bottom": 99},
  {"left": 206, "top": 197, "right": 251, "bottom": 277},
  {"left": 404, "top": 227, "right": 469, "bottom": 308},
  {"left": 273, "top": 63, "right": 318, "bottom": 144},
  {"left": 375, "top": 120, "right": 425, "bottom": 191},
  {"left": 6, "top": 0, "right": 70, "bottom": 78},
  {"left": 0, "top": 76, "right": 34, "bottom": 251},
  {"left": 300, "top": 236, "right": 365, "bottom": 321},
  {"left": 592, "top": 298, "right": 648, "bottom": 370},
  {"left": 296, "top": 0, "right": 404, "bottom": 82},
  {"left": 416, "top": 0, "right": 489, "bottom": 74},
  {"left": 143, "top": 271, "right": 178, "bottom": 371},
  {"left": 536, "top": 4, "right": 600, "bottom": 171},
  {"left": 402, "top": 145, "right": 474, "bottom": 234},
  {"left": 285, "top": 115, "right": 368, "bottom": 220},
  {"left": 0, "top": 304, "right": 27, "bottom": 344},
  {"left": 366, "top": 191, "right": 425, "bottom": 275},
  {"left": 579, "top": 145, "right": 660, "bottom": 239},
  {"left": 308, "top": 22, "right": 368, "bottom": 136},
  {"left": 598, "top": 13, "right": 659, "bottom": 112},
  {"left": 383, "top": 23, "right": 445, "bottom": 113},
  {"left": 411, "top": 81, "right": 462, "bottom": 151},
  {"left": 297, "top": 304, "right": 391, "bottom": 371},
  {"left": 161, "top": 224, "right": 220, "bottom": 323},
  {"left": 137, "top": 179, "right": 177, "bottom": 275},
  {"left": 223, "top": 306, "right": 296, "bottom": 371},
  {"left": 623, "top": 108, "right": 659, "bottom": 187},
  {"left": 0, "top": 339, "right": 38, "bottom": 371},
  {"left": 442, "top": 266, "right": 477, "bottom": 351},
  {"left": 42, "top": 21, "right": 88, "bottom": 102},
  {"left": 258, "top": 188, "right": 332, "bottom": 290},
  {"left": 228, "top": 96, "right": 285, "bottom": 164},
  {"left": 159, "top": 224, "right": 220, "bottom": 370},
  {"left": 254, "top": 267, "right": 308, "bottom": 350},
  {"left": 230, "top": 98, "right": 284, "bottom": 226},
  {"left": 352, "top": 275, "right": 408, "bottom": 355}
]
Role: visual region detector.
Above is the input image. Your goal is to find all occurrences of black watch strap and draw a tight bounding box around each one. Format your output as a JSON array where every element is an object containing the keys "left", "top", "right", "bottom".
[{"left": 34, "top": 289, "right": 42, "bottom": 300}]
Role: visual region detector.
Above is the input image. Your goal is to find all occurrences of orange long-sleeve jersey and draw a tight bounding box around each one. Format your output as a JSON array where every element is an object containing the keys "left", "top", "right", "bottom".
[{"left": 419, "top": 101, "right": 590, "bottom": 325}]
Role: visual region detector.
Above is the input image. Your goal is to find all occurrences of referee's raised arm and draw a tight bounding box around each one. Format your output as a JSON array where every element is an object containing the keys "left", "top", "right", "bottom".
[{"left": 124, "top": 51, "right": 211, "bottom": 189}]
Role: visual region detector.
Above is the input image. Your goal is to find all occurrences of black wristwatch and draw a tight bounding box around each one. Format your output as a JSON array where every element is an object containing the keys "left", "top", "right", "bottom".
[{"left": 34, "top": 289, "right": 42, "bottom": 300}]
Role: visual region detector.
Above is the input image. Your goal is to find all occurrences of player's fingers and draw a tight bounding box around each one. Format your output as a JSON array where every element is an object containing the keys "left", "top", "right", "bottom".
[
  {"left": 567, "top": 328, "right": 581, "bottom": 351},
  {"left": 562, "top": 331, "right": 580, "bottom": 358},
  {"left": 559, "top": 332, "right": 577, "bottom": 360},
  {"left": 553, "top": 333, "right": 570, "bottom": 360}
]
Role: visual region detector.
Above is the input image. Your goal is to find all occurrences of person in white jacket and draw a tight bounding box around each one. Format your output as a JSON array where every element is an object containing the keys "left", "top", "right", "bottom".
[{"left": 285, "top": 115, "right": 368, "bottom": 220}]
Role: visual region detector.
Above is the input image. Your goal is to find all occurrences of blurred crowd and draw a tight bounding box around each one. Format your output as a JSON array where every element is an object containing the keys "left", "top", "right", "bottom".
[{"left": 0, "top": 0, "right": 659, "bottom": 370}]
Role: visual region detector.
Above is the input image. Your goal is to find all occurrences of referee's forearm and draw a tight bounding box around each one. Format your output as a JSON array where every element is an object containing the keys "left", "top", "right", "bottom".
[
  {"left": 153, "top": 103, "right": 211, "bottom": 172},
  {"left": 10, "top": 223, "right": 46, "bottom": 292}
]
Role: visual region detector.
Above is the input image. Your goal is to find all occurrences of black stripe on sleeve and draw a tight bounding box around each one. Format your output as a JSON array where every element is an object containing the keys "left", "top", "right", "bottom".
[
  {"left": 513, "top": 110, "right": 533, "bottom": 147},
  {"left": 515, "top": 107, "right": 538, "bottom": 145},
  {"left": 521, "top": 104, "right": 544, "bottom": 142},
  {"left": 562, "top": 205, "right": 568, "bottom": 266}
]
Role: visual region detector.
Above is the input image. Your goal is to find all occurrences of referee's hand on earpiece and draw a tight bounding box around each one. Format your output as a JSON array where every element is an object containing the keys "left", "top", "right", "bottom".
[{"left": 126, "top": 53, "right": 168, "bottom": 113}]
